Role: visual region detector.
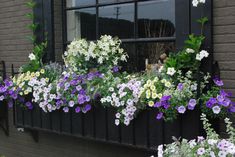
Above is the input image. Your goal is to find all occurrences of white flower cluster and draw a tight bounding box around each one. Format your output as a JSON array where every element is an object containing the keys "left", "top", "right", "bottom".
[
  {"left": 101, "top": 78, "right": 142, "bottom": 126},
  {"left": 158, "top": 114, "right": 235, "bottom": 157},
  {"left": 192, "top": 0, "right": 206, "bottom": 7},
  {"left": 196, "top": 50, "right": 209, "bottom": 61},
  {"left": 29, "top": 77, "right": 58, "bottom": 112},
  {"left": 63, "top": 35, "right": 128, "bottom": 73}
]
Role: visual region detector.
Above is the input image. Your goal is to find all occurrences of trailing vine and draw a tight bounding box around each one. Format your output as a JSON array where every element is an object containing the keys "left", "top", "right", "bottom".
[{"left": 20, "top": 0, "right": 47, "bottom": 73}]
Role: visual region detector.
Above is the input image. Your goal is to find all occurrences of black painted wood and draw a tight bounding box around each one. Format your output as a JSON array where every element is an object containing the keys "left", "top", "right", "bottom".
[
  {"left": 32, "top": 104, "right": 42, "bottom": 128},
  {"left": 71, "top": 110, "right": 83, "bottom": 136},
  {"left": 51, "top": 111, "right": 60, "bottom": 131},
  {"left": 83, "top": 109, "right": 95, "bottom": 137},
  {"left": 107, "top": 108, "right": 120, "bottom": 142},
  {"left": 94, "top": 106, "right": 106, "bottom": 140},
  {"left": 61, "top": 111, "right": 71, "bottom": 133}
]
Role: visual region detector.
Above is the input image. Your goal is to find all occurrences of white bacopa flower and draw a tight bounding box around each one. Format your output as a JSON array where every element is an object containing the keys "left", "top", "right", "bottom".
[
  {"left": 200, "top": 50, "right": 209, "bottom": 58},
  {"left": 196, "top": 53, "right": 203, "bottom": 61},
  {"left": 28, "top": 53, "right": 36, "bottom": 60},
  {"left": 115, "top": 119, "right": 120, "bottom": 126},
  {"left": 192, "top": 0, "right": 199, "bottom": 7},
  {"left": 186, "top": 48, "right": 195, "bottom": 53},
  {"left": 218, "top": 151, "right": 227, "bottom": 157},
  {"left": 212, "top": 105, "right": 221, "bottom": 114},
  {"left": 167, "top": 67, "right": 176, "bottom": 76},
  {"left": 208, "top": 139, "right": 218, "bottom": 145},
  {"left": 192, "top": 0, "right": 205, "bottom": 7}
]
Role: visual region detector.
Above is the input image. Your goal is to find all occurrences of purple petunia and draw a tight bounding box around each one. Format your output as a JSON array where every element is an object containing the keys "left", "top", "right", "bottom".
[
  {"left": 112, "top": 66, "right": 119, "bottom": 73},
  {"left": 75, "top": 106, "right": 81, "bottom": 113},
  {"left": 177, "top": 83, "right": 184, "bottom": 91},
  {"left": 188, "top": 99, "right": 197, "bottom": 110},
  {"left": 82, "top": 104, "right": 91, "bottom": 113},
  {"left": 25, "top": 101, "right": 33, "bottom": 110},
  {"left": 213, "top": 77, "right": 224, "bottom": 86},
  {"left": 156, "top": 112, "right": 163, "bottom": 120},
  {"left": 177, "top": 106, "right": 186, "bottom": 114},
  {"left": 63, "top": 107, "right": 69, "bottom": 113}
]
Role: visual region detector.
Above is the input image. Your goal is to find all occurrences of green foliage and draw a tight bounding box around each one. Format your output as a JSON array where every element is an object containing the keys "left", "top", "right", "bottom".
[
  {"left": 26, "top": 0, "right": 36, "bottom": 8},
  {"left": 185, "top": 34, "right": 205, "bottom": 51},
  {"left": 197, "top": 17, "right": 209, "bottom": 26},
  {"left": 21, "top": 0, "right": 47, "bottom": 73}
]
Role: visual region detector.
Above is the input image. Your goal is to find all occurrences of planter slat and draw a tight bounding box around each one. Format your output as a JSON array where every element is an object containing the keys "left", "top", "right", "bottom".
[
  {"left": 94, "top": 106, "right": 106, "bottom": 140},
  {"left": 148, "top": 110, "right": 164, "bottom": 149},
  {"left": 41, "top": 112, "right": 51, "bottom": 129},
  {"left": 71, "top": 111, "right": 83, "bottom": 135},
  {"left": 61, "top": 111, "right": 71, "bottom": 133},
  {"left": 83, "top": 109, "right": 94, "bottom": 137},
  {"left": 107, "top": 108, "right": 120, "bottom": 142}
]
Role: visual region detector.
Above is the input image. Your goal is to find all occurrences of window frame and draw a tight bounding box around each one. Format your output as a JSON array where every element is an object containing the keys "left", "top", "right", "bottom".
[{"left": 62, "top": 0, "right": 176, "bottom": 51}]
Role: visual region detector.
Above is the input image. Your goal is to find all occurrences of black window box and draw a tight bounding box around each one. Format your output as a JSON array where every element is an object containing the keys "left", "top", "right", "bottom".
[{"left": 14, "top": 102, "right": 203, "bottom": 151}]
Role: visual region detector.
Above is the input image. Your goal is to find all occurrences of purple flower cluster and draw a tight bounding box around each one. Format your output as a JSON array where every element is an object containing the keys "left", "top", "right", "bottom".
[
  {"left": 206, "top": 90, "right": 234, "bottom": 114},
  {"left": 56, "top": 71, "right": 103, "bottom": 113},
  {"left": 0, "top": 79, "right": 33, "bottom": 110},
  {"left": 154, "top": 95, "right": 171, "bottom": 120}
]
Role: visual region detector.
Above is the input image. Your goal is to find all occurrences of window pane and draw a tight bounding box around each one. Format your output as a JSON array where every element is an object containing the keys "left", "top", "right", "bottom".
[
  {"left": 99, "top": 3, "right": 134, "bottom": 39},
  {"left": 121, "top": 43, "right": 137, "bottom": 72},
  {"left": 99, "top": 0, "right": 133, "bottom": 4},
  {"left": 138, "top": 0, "right": 175, "bottom": 38},
  {"left": 67, "top": 8, "right": 96, "bottom": 41},
  {"left": 137, "top": 42, "right": 175, "bottom": 71},
  {"left": 66, "top": 0, "right": 96, "bottom": 8}
]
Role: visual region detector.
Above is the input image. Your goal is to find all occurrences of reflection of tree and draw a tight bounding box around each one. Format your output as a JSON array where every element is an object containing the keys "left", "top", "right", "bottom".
[{"left": 138, "top": 19, "right": 175, "bottom": 64}]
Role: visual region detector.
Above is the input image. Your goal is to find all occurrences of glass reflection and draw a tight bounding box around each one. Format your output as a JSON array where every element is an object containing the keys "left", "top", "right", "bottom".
[
  {"left": 138, "top": 0, "right": 175, "bottom": 38},
  {"left": 99, "top": 3, "right": 134, "bottom": 39},
  {"left": 99, "top": 0, "right": 132, "bottom": 4},
  {"left": 67, "top": 8, "right": 96, "bottom": 41},
  {"left": 137, "top": 42, "right": 175, "bottom": 71},
  {"left": 66, "top": 0, "right": 96, "bottom": 8}
]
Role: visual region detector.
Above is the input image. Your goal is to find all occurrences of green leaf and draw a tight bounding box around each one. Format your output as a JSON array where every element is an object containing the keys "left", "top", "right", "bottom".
[
  {"left": 197, "top": 17, "right": 208, "bottom": 25},
  {"left": 26, "top": 1, "right": 36, "bottom": 8},
  {"left": 25, "top": 13, "right": 34, "bottom": 19}
]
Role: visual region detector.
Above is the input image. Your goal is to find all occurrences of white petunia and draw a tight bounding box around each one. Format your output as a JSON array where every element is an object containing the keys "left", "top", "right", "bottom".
[
  {"left": 212, "top": 105, "right": 221, "bottom": 114},
  {"left": 167, "top": 67, "right": 176, "bottom": 76},
  {"left": 28, "top": 53, "right": 36, "bottom": 60}
]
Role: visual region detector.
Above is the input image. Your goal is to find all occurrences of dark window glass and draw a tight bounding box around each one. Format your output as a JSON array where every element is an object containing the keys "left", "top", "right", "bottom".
[
  {"left": 99, "top": 0, "right": 133, "bottom": 4},
  {"left": 138, "top": 0, "right": 175, "bottom": 38},
  {"left": 67, "top": 8, "right": 96, "bottom": 41},
  {"left": 66, "top": 0, "right": 96, "bottom": 8},
  {"left": 121, "top": 43, "right": 137, "bottom": 72},
  {"left": 99, "top": 3, "right": 135, "bottom": 39}
]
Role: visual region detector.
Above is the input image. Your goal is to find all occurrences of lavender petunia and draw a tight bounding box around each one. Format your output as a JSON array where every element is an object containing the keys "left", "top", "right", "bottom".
[
  {"left": 161, "top": 95, "right": 171, "bottom": 101},
  {"left": 188, "top": 99, "right": 197, "bottom": 108},
  {"left": 112, "top": 66, "right": 119, "bottom": 73},
  {"left": 75, "top": 106, "right": 81, "bottom": 113},
  {"left": 212, "top": 105, "right": 221, "bottom": 114},
  {"left": 156, "top": 112, "right": 163, "bottom": 120},
  {"left": 213, "top": 77, "right": 224, "bottom": 86},
  {"left": 177, "top": 83, "right": 184, "bottom": 91},
  {"left": 63, "top": 107, "right": 69, "bottom": 113},
  {"left": 154, "top": 102, "right": 161, "bottom": 108},
  {"left": 177, "top": 106, "right": 186, "bottom": 114},
  {"left": 82, "top": 104, "right": 91, "bottom": 113}
]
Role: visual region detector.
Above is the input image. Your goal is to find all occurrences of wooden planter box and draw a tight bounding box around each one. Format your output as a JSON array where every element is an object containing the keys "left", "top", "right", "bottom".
[{"left": 14, "top": 102, "right": 203, "bottom": 151}]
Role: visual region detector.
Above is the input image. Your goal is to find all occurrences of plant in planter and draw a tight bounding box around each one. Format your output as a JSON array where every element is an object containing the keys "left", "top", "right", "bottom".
[
  {"left": 0, "top": 0, "right": 234, "bottom": 128},
  {"left": 155, "top": 114, "right": 235, "bottom": 157}
]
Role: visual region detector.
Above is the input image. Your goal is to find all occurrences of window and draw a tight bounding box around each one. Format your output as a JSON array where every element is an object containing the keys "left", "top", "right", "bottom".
[{"left": 64, "top": 0, "right": 176, "bottom": 71}]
